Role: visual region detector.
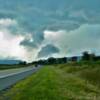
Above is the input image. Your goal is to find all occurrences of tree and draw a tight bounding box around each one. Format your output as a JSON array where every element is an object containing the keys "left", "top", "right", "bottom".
[
  {"left": 19, "top": 61, "right": 27, "bottom": 65},
  {"left": 89, "top": 53, "right": 95, "bottom": 61},
  {"left": 47, "top": 57, "right": 56, "bottom": 64},
  {"left": 61, "top": 57, "right": 67, "bottom": 63},
  {"left": 82, "top": 51, "right": 95, "bottom": 61},
  {"left": 71, "top": 56, "right": 78, "bottom": 62},
  {"left": 82, "top": 51, "right": 90, "bottom": 61}
]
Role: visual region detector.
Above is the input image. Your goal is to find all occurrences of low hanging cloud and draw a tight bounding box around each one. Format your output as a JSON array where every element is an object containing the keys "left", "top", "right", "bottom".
[
  {"left": 20, "top": 31, "right": 44, "bottom": 48},
  {"left": 37, "top": 44, "right": 60, "bottom": 58}
]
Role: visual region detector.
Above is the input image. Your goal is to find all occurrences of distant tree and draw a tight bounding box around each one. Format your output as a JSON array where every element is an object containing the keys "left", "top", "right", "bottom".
[
  {"left": 19, "top": 61, "right": 27, "bottom": 65},
  {"left": 47, "top": 57, "right": 56, "bottom": 64},
  {"left": 71, "top": 56, "right": 78, "bottom": 62},
  {"left": 89, "top": 53, "right": 95, "bottom": 61},
  {"left": 62, "top": 57, "right": 67, "bottom": 63},
  {"left": 56, "top": 58, "right": 62, "bottom": 64},
  {"left": 58, "top": 57, "right": 67, "bottom": 63},
  {"left": 94, "top": 56, "right": 100, "bottom": 61},
  {"left": 82, "top": 51, "right": 95, "bottom": 61},
  {"left": 82, "top": 51, "right": 90, "bottom": 61}
]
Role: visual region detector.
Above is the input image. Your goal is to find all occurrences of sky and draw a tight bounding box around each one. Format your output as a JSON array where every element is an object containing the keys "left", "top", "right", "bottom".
[{"left": 0, "top": 0, "right": 100, "bottom": 62}]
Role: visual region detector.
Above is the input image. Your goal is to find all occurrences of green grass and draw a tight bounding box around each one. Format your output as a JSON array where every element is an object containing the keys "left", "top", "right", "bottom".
[
  {"left": 58, "top": 63, "right": 100, "bottom": 88},
  {"left": 0, "top": 64, "right": 100, "bottom": 100},
  {"left": 0, "top": 64, "right": 33, "bottom": 70}
]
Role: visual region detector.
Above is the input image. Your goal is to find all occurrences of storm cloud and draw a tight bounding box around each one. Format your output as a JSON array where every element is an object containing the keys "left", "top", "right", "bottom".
[
  {"left": 0, "top": 0, "right": 100, "bottom": 61},
  {"left": 37, "top": 44, "right": 60, "bottom": 58}
]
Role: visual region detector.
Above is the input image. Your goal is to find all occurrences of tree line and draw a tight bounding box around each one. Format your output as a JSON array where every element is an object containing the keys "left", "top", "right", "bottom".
[{"left": 30, "top": 51, "right": 100, "bottom": 65}]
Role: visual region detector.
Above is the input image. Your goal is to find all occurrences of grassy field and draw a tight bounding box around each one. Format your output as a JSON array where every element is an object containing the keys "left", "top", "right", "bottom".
[
  {"left": 0, "top": 64, "right": 33, "bottom": 70},
  {"left": 0, "top": 63, "right": 100, "bottom": 100}
]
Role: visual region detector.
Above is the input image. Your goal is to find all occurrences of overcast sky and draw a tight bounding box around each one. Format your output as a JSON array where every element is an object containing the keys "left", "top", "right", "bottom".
[{"left": 0, "top": 0, "right": 100, "bottom": 62}]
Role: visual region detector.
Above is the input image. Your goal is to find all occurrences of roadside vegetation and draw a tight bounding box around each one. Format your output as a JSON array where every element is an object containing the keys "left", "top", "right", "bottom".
[
  {"left": 0, "top": 62, "right": 100, "bottom": 100},
  {"left": 0, "top": 63, "right": 33, "bottom": 70},
  {"left": 58, "top": 62, "right": 100, "bottom": 88}
]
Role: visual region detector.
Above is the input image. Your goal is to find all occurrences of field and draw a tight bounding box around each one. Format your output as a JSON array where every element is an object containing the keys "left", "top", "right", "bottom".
[
  {"left": 0, "top": 64, "right": 32, "bottom": 70},
  {"left": 0, "top": 62, "right": 100, "bottom": 100}
]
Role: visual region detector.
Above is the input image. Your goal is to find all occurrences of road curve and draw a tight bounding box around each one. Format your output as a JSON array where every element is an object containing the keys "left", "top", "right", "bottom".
[{"left": 0, "top": 66, "right": 42, "bottom": 91}]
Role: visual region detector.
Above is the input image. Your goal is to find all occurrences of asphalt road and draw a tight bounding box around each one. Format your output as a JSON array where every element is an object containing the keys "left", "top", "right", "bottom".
[{"left": 0, "top": 66, "right": 42, "bottom": 91}]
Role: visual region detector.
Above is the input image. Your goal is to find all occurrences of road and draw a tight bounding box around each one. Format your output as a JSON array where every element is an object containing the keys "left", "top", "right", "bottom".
[{"left": 0, "top": 66, "right": 42, "bottom": 91}]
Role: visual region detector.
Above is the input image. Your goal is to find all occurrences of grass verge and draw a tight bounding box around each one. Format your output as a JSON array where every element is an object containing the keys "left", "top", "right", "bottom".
[{"left": 0, "top": 65, "right": 100, "bottom": 100}]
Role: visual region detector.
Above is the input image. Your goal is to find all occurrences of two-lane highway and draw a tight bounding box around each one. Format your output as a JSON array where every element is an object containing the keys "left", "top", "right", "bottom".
[{"left": 0, "top": 66, "right": 42, "bottom": 91}]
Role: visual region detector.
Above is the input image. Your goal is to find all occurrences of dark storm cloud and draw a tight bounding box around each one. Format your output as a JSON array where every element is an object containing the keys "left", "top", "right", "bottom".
[
  {"left": 0, "top": 0, "right": 100, "bottom": 33},
  {"left": 0, "top": 0, "right": 100, "bottom": 61},
  {"left": 20, "top": 31, "right": 44, "bottom": 48},
  {"left": 37, "top": 44, "right": 60, "bottom": 58},
  {"left": 20, "top": 39, "right": 37, "bottom": 48}
]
